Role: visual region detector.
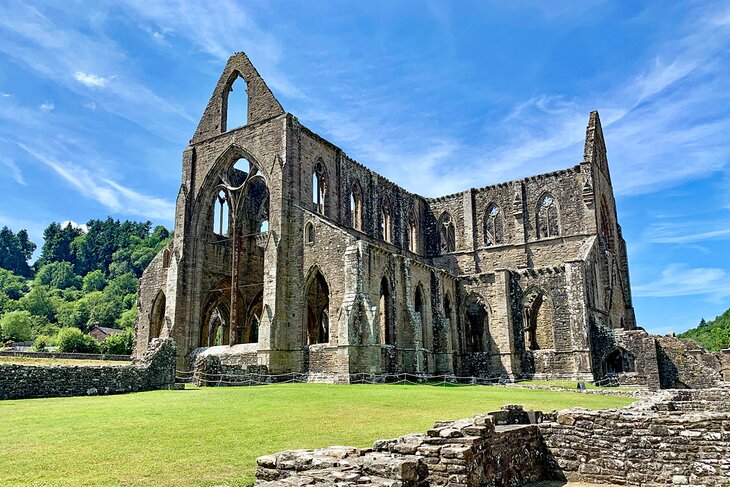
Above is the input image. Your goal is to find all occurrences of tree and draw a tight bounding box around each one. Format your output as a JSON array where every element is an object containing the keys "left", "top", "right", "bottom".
[
  {"left": 19, "top": 285, "right": 58, "bottom": 321},
  {"left": 55, "top": 327, "right": 99, "bottom": 353},
  {"left": 101, "top": 330, "right": 133, "bottom": 355},
  {"left": 36, "top": 222, "right": 83, "bottom": 268},
  {"left": 0, "top": 310, "right": 33, "bottom": 342},
  {"left": 117, "top": 307, "right": 137, "bottom": 330},
  {"left": 34, "top": 262, "right": 80, "bottom": 290},
  {"left": 82, "top": 270, "right": 106, "bottom": 293},
  {"left": 0, "top": 268, "right": 28, "bottom": 300},
  {"left": 0, "top": 226, "right": 36, "bottom": 276}
]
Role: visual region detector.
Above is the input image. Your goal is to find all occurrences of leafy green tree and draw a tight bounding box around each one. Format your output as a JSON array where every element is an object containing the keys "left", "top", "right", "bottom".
[
  {"left": 680, "top": 308, "right": 730, "bottom": 351},
  {"left": 117, "top": 307, "right": 137, "bottom": 330},
  {"left": 101, "top": 330, "right": 133, "bottom": 355},
  {"left": 36, "top": 223, "right": 83, "bottom": 268},
  {"left": 34, "top": 262, "right": 81, "bottom": 290},
  {"left": 88, "top": 299, "right": 122, "bottom": 328},
  {"left": 105, "top": 273, "right": 138, "bottom": 302},
  {"left": 82, "top": 270, "right": 107, "bottom": 293},
  {"left": 0, "top": 226, "right": 36, "bottom": 276},
  {"left": 32, "top": 334, "right": 54, "bottom": 352},
  {"left": 0, "top": 268, "right": 28, "bottom": 300},
  {"left": 56, "top": 299, "right": 90, "bottom": 330},
  {"left": 19, "top": 286, "right": 57, "bottom": 321},
  {"left": 55, "top": 327, "right": 99, "bottom": 353},
  {"left": 0, "top": 310, "right": 33, "bottom": 341}
]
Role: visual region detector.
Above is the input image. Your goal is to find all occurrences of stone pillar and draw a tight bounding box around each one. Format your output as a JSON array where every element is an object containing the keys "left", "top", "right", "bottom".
[{"left": 491, "top": 269, "right": 521, "bottom": 376}]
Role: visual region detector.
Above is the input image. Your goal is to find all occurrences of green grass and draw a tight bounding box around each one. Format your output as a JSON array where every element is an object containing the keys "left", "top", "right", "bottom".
[
  {"left": 0, "top": 356, "right": 128, "bottom": 366},
  {"left": 0, "top": 383, "right": 634, "bottom": 487}
]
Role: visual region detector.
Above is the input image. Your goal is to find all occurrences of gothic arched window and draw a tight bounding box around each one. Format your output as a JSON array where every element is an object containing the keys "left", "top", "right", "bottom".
[
  {"left": 439, "top": 212, "right": 456, "bottom": 254},
  {"left": 351, "top": 180, "right": 363, "bottom": 231},
  {"left": 312, "top": 161, "right": 327, "bottom": 215},
  {"left": 381, "top": 200, "right": 392, "bottom": 243},
  {"left": 484, "top": 203, "right": 503, "bottom": 246},
  {"left": 537, "top": 193, "right": 559, "bottom": 239}
]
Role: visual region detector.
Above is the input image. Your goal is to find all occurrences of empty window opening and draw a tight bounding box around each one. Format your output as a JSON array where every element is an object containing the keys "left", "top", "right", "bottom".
[
  {"left": 602, "top": 348, "right": 636, "bottom": 375},
  {"left": 149, "top": 290, "right": 166, "bottom": 340},
  {"left": 523, "top": 291, "right": 555, "bottom": 350},
  {"left": 443, "top": 294, "right": 452, "bottom": 326},
  {"left": 313, "top": 161, "right": 327, "bottom": 214},
  {"left": 379, "top": 276, "right": 394, "bottom": 345},
  {"left": 306, "top": 270, "right": 330, "bottom": 344},
  {"left": 415, "top": 285, "right": 427, "bottom": 350},
  {"left": 305, "top": 222, "right": 315, "bottom": 244},
  {"left": 213, "top": 190, "right": 230, "bottom": 236},
  {"left": 537, "top": 193, "right": 560, "bottom": 239},
  {"left": 485, "top": 203, "right": 504, "bottom": 246},
  {"left": 162, "top": 249, "right": 171, "bottom": 269},
  {"left": 222, "top": 73, "right": 248, "bottom": 132},
  {"left": 464, "top": 300, "right": 487, "bottom": 353},
  {"left": 227, "top": 157, "right": 250, "bottom": 186},
  {"left": 381, "top": 203, "right": 392, "bottom": 243},
  {"left": 241, "top": 292, "right": 263, "bottom": 344},
  {"left": 351, "top": 181, "right": 363, "bottom": 231},
  {"left": 439, "top": 212, "right": 456, "bottom": 254}
]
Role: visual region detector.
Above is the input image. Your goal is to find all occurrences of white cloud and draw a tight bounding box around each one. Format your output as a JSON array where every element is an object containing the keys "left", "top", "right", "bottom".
[
  {"left": 73, "top": 71, "right": 111, "bottom": 88},
  {"left": 0, "top": 92, "right": 10, "bottom": 97},
  {"left": 39, "top": 101, "right": 54, "bottom": 111},
  {"left": 16, "top": 142, "right": 175, "bottom": 221},
  {"left": 645, "top": 222, "right": 730, "bottom": 244},
  {"left": 61, "top": 220, "right": 88, "bottom": 233},
  {"left": 0, "top": 157, "right": 26, "bottom": 185},
  {"left": 633, "top": 264, "right": 730, "bottom": 300},
  {"left": 84, "top": 100, "right": 97, "bottom": 110}
]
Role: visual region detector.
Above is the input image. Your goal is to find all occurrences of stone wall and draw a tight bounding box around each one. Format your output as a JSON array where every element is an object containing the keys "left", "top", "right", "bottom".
[
  {"left": 256, "top": 404, "right": 548, "bottom": 487},
  {"left": 540, "top": 388, "right": 730, "bottom": 486},
  {"left": 255, "top": 388, "right": 730, "bottom": 486},
  {"left": 0, "top": 350, "right": 131, "bottom": 361},
  {"left": 0, "top": 338, "right": 176, "bottom": 400},
  {"left": 655, "top": 335, "right": 723, "bottom": 389}
]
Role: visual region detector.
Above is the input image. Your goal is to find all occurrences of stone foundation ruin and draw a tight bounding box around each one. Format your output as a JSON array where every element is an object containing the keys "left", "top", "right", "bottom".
[{"left": 255, "top": 387, "right": 730, "bottom": 486}]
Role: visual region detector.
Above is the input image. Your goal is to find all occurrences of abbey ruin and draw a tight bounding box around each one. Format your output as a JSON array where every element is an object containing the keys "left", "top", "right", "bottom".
[{"left": 133, "top": 53, "right": 728, "bottom": 388}]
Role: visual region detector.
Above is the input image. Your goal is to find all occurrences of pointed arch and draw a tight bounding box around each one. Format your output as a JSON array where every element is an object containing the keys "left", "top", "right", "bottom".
[
  {"left": 537, "top": 193, "right": 560, "bottom": 239},
  {"left": 407, "top": 206, "right": 418, "bottom": 253},
  {"left": 463, "top": 294, "right": 489, "bottom": 353},
  {"left": 350, "top": 180, "right": 363, "bottom": 231},
  {"left": 379, "top": 275, "right": 395, "bottom": 345},
  {"left": 221, "top": 71, "right": 248, "bottom": 132},
  {"left": 162, "top": 248, "right": 171, "bottom": 269},
  {"left": 380, "top": 198, "right": 392, "bottom": 243},
  {"left": 439, "top": 212, "right": 456, "bottom": 254},
  {"left": 484, "top": 202, "right": 504, "bottom": 246},
  {"left": 312, "top": 159, "right": 327, "bottom": 215},
  {"left": 305, "top": 267, "right": 330, "bottom": 344},
  {"left": 523, "top": 288, "right": 555, "bottom": 350},
  {"left": 602, "top": 347, "right": 636, "bottom": 375},
  {"left": 149, "top": 290, "right": 166, "bottom": 340},
  {"left": 414, "top": 283, "right": 428, "bottom": 350}
]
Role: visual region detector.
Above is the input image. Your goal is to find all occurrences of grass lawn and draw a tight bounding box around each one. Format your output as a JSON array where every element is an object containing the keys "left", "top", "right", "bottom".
[
  {"left": 0, "top": 383, "right": 634, "bottom": 487},
  {"left": 0, "top": 356, "right": 128, "bottom": 366},
  {"left": 516, "top": 380, "right": 635, "bottom": 391}
]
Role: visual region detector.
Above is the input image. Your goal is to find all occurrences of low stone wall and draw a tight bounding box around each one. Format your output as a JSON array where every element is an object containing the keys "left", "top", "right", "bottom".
[
  {"left": 191, "top": 347, "right": 268, "bottom": 386},
  {"left": 256, "top": 404, "right": 549, "bottom": 486},
  {"left": 540, "top": 388, "right": 730, "bottom": 486},
  {"left": 0, "top": 350, "right": 131, "bottom": 361},
  {"left": 655, "top": 336, "right": 723, "bottom": 389},
  {"left": 0, "top": 338, "right": 176, "bottom": 400},
  {"left": 255, "top": 388, "right": 730, "bottom": 486}
]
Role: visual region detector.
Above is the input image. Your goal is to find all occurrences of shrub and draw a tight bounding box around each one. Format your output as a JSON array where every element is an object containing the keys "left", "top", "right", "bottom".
[
  {"left": 56, "top": 327, "right": 100, "bottom": 353},
  {"left": 32, "top": 334, "right": 54, "bottom": 352},
  {"left": 0, "top": 310, "right": 33, "bottom": 342},
  {"left": 101, "top": 330, "right": 133, "bottom": 355},
  {"left": 82, "top": 270, "right": 106, "bottom": 294}
]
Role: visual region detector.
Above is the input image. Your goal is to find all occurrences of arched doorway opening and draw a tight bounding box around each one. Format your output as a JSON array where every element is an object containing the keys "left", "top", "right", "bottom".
[{"left": 306, "top": 269, "right": 330, "bottom": 345}]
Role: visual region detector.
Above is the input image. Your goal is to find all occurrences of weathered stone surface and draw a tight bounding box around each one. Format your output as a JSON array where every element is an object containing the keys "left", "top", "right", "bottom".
[{"left": 0, "top": 338, "right": 176, "bottom": 400}]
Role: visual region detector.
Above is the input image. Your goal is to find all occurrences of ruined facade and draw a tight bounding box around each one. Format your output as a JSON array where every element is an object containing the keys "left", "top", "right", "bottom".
[{"left": 134, "top": 52, "right": 647, "bottom": 383}]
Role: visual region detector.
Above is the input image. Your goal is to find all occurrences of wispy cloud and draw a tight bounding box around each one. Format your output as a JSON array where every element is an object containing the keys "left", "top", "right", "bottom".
[
  {"left": 633, "top": 263, "right": 730, "bottom": 300},
  {"left": 646, "top": 222, "right": 730, "bottom": 244},
  {"left": 16, "top": 142, "right": 175, "bottom": 220},
  {"left": 120, "top": 0, "right": 305, "bottom": 100},
  {"left": 73, "top": 71, "right": 112, "bottom": 88},
  {"left": 39, "top": 101, "right": 54, "bottom": 112},
  {"left": 0, "top": 3, "right": 194, "bottom": 141},
  {"left": 0, "top": 157, "right": 26, "bottom": 185}
]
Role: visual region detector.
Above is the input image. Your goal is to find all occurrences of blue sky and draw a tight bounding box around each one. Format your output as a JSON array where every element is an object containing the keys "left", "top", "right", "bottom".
[{"left": 0, "top": 1, "right": 729, "bottom": 334}]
